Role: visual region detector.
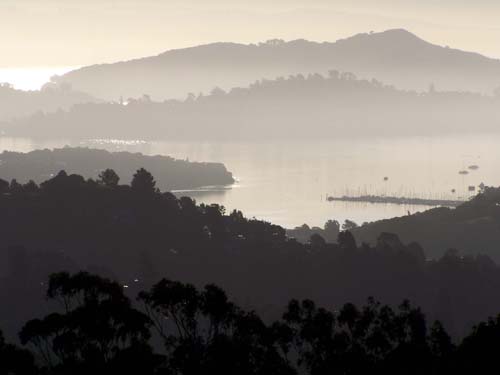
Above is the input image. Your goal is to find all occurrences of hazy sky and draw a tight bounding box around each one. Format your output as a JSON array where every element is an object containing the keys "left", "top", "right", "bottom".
[{"left": 1, "top": 0, "right": 500, "bottom": 67}]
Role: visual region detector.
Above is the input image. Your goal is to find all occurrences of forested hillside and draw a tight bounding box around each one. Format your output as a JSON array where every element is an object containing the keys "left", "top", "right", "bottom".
[
  {"left": 51, "top": 29, "right": 500, "bottom": 101},
  {"left": 0, "top": 148, "right": 234, "bottom": 190},
  {"left": 6, "top": 72, "right": 500, "bottom": 140},
  {"left": 2, "top": 170, "right": 500, "bottom": 341}
]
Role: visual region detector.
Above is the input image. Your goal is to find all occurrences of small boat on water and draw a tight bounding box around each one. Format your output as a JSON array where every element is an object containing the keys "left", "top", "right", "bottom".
[
  {"left": 459, "top": 170, "right": 469, "bottom": 175},
  {"left": 468, "top": 165, "right": 479, "bottom": 170}
]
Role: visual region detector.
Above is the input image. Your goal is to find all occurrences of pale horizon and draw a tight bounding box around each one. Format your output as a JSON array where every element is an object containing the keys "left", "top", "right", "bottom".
[{"left": 2, "top": 0, "right": 500, "bottom": 68}]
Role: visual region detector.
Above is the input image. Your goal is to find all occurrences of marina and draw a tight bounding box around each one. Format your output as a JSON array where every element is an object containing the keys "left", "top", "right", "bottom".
[{"left": 326, "top": 195, "right": 465, "bottom": 207}]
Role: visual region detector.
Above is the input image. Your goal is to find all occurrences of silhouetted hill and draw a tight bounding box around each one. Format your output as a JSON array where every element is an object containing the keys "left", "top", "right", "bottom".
[
  {"left": 50, "top": 29, "right": 500, "bottom": 100},
  {"left": 2, "top": 171, "right": 500, "bottom": 340},
  {"left": 0, "top": 83, "right": 98, "bottom": 121},
  {"left": 0, "top": 148, "right": 234, "bottom": 190},
  {"left": 6, "top": 72, "right": 500, "bottom": 140},
  {"left": 350, "top": 187, "right": 500, "bottom": 261}
]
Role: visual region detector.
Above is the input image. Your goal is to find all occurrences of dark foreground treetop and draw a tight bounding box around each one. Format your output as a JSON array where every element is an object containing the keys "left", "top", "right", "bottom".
[{"left": 2, "top": 271, "right": 500, "bottom": 374}]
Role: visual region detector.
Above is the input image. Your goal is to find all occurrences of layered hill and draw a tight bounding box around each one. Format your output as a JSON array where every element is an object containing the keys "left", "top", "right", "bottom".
[
  {"left": 0, "top": 148, "right": 234, "bottom": 191},
  {"left": 50, "top": 29, "right": 500, "bottom": 101},
  {"left": 0, "top": 83, "right": 98, "bottom": 122},
  {"left": 6, "top": 73, "right": 500, "bottom": 140},
  {"left": 350, "top": 187, "right": 500, "bottom": 261},
  {"left": 1, "top": 171, "right": 500, "bottom": 339},
  {"left": 289, "top": 187, "right": 500, "bottom": 262}
]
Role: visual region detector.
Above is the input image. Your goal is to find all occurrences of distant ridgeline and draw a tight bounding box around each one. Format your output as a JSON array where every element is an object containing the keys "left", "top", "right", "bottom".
[
  {"left": 0, "top": 82, "right": 98, "bottom": 122},
  {"left": 2, "top": 171, "right": 500, "bottom": 341},
  {"left": 50, "top": 29, "right": 500, "bottom": 101},
  {"left": 4, "top": 72, "right": 500, "bottom": 140},
  {"left": 0, "top": 148, "right": 234, "bottom": 190}
]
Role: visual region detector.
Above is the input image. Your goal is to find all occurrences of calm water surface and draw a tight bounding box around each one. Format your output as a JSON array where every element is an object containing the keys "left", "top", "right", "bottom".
[{"left": 0, "top": 135, "right": 498, "bottom": 229}]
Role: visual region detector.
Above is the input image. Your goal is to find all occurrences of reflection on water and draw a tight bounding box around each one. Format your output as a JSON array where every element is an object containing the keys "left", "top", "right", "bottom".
[
  {"left": 0, "top": 135, "right": 498, "bottom": 228},
  {"left": 172, "top": 185, "right": 234, "bottom": 199},
  {"left": 87, "top": 139, "right": 148, "bottom": 147}
]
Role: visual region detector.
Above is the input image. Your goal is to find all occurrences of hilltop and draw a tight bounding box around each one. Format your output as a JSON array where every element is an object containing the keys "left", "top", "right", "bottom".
[{"left": 50, "top": 29, "right": 500, "bottom": 100}]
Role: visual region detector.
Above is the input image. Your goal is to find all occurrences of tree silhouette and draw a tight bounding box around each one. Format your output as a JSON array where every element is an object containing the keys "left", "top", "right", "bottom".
[
  {"left": 342, "top": 219, "right": 359, "bottom": 231},
  {"left": 337, "top": 230, "right": 357, "bottom": 250},
  {"left": 0, "top": 330, "right": 36, "bottom": 374},
  {"left": 309, "top": 233, "right": 326, "bottom": 249},
  {"left": 324, "top": 220, "right": 340, "bottom": 240},
  {"left": 139, "top": 279, "right": 295, "bottom": 375},
  {"left": 20, "top": 272, "right": 156, "bottom": 374},
  {"left": 281, "top": 297, "right": 450, "bottom": 375},
  {"left": 0, "top": 178, "right": 9, "bottom": 193},
  {"left": 9, "top": 179, "right": 23, "bottom": 194},
  {"left": 4, "top": 270, "right": 500, "bottom": 373},
  {"left": 131, "top": 168, "right": 157, "bottom": 194},
  {"left": 455, "top": 315, "right": 500, "bottom": 374},
  {"left": 98, "top": 168, "right": 120, "bottom": 187},
  {"left": 23, "top": 180, "right": 39, "bottom": 193},
  {"left": 40, "top": 170, "right": 87, "bottom": 193}
]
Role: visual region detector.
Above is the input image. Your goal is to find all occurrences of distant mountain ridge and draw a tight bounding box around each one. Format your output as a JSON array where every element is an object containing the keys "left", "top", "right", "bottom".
[
  {"left": 0, "top": 83, "right": 98, "bottom": 122},
  {"left": 51, "top": 29, "right": 500, "bottom": 101},
  {"left": 8, "top": 72, "right": 500, "bottom": 140}
]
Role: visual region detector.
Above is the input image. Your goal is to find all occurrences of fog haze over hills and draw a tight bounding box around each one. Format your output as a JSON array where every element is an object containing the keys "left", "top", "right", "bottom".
[
  {"left": 0, "top": 83, "right": 98, "bottom": 121},
  {"left": 51, "top": 29, "right": 500, "bottom": 101},
  {"left": 4, "top": 3, "right": 500, "bottom": 372},
  {"left": 9, "top": 71, "right": 499, "bottom": 140}
]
